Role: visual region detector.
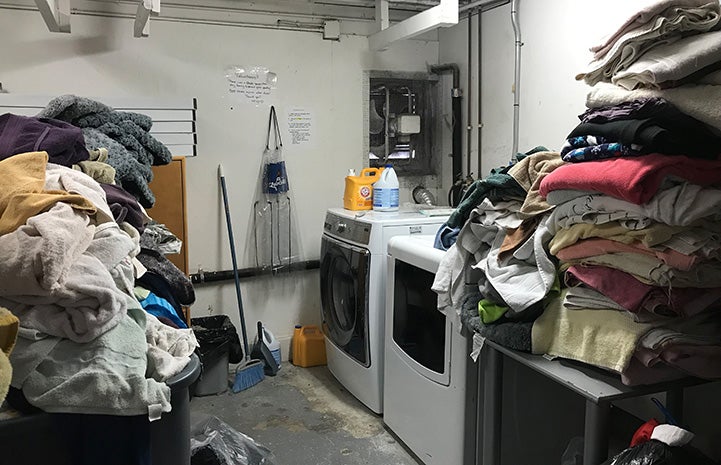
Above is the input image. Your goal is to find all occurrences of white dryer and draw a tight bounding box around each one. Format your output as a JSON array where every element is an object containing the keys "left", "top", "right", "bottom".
[
  {"left": 384, "top": 234, "right": 477, "bottom": 465},
  {"left": 320, "top": 208, "right": 448, "bottom": 414}
]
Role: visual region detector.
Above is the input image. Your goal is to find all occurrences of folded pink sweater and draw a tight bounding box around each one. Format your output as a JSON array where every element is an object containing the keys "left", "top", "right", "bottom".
[
  {"left": 539, "top": 153, "right": 721, "bottom": 204},
  {"left": 555, "top": 238, "right": 699, "bottom": 270}
]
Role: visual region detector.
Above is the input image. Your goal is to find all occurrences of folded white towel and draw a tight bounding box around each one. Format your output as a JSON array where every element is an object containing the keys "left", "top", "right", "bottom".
[
  {"left": 613, "top": 30, "right": 721, "bottom": 89},
  {"left": 578, "top": 2, "right": 720, "bottom": 86},
  {"left": 145, "top": 312, "right": 198, "bottom": 382},
  {"left": 586, "top": 82, "right": 721, "bottom": 132},
  {"left": 589, "top": 0, "right": 714, "bottom": 58}
]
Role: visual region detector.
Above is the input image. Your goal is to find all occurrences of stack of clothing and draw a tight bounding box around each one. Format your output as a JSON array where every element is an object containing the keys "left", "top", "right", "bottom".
[
  {"left": 511, "top": 0, "right": 721, "bottom": 386},
  {"left": 432, "top": 149, "right": 565, "bottom": 352},
  {"left": 0, "top": 106, "right": 196, "bottom": 419},
  {"left": 576, "top": 0, "right": 721, "bottom": 90},
  {"left": 37, "top": 95, "right": 172, "bottom": 208},
  {"left": 534, "top": 100, "right": 721, "bottom": 385}
]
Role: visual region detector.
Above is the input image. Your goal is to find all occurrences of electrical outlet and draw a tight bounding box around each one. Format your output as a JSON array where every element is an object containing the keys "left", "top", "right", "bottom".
[{"left": 207, "top": 304, "right": 214, "bottom": 315}]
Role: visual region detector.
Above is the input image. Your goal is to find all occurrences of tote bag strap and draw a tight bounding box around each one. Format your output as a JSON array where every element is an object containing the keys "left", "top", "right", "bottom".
[{"left": 266, "top": 106, "right": 283, "bottom": 150}]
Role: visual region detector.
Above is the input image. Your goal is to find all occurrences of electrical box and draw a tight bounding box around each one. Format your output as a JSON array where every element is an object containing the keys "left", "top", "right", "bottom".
[{"left": 396, "top": 114, "right": 421, "bottom": 135}]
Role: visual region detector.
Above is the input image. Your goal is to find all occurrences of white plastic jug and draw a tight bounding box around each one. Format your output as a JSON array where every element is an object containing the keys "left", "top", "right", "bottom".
[{"left": 372, "top": 164, "right": 399, "bottom": 211}]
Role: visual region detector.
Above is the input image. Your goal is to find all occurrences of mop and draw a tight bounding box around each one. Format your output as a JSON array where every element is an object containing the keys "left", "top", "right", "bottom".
[{"left": 218, "top": 164, "right": 265, "bottom": 392}]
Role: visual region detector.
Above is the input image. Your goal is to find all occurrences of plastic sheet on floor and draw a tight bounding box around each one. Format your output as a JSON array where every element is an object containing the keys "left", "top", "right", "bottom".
[{"left": 190, "top": 414, "right": 275, "bottom": 465}]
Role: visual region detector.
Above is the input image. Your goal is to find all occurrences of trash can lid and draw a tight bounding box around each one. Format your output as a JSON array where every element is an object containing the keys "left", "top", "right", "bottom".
[{"left": 166, "top": 353, "right": 201, "bottom": 390}]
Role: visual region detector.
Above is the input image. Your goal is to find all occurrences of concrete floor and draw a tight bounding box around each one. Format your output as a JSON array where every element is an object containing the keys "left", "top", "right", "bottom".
[{"left": 190, "top": 364, "right": 421, "bottom": 465}]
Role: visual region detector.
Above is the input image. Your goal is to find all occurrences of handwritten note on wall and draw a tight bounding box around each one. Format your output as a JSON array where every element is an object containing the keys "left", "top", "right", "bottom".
[
  {"left": 226, "top": 66, "right": 277, "bottom": 106},
  {"left": 287, "top": 108, "right": 313, "bottom": 145}
]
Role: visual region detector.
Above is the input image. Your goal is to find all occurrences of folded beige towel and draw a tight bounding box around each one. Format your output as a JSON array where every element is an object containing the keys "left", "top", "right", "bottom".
[{"left": 532, "top": 291, "right": 658, "bottom": 373}]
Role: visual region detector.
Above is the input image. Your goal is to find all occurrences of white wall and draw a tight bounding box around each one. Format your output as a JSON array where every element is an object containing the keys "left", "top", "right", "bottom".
[
  {"left": 0, "top": 8, "right": 440, "bottom": 356},
  {"left": 447, "top": 0, "right": 632, "bottom": 175},
  {"left": 439, "top": 0, "right": 721, "bottom": 460}
]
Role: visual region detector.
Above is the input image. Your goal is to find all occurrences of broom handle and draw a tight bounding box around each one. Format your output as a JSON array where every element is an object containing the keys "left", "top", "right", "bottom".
[{"left": 218, "top": 164, "right": 251, "bottom": 358}]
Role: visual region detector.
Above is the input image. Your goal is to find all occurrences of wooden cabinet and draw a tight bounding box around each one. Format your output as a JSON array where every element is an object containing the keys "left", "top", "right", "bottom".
[{"left": 146, "top": 156, "right": 189, "bottom": 275}]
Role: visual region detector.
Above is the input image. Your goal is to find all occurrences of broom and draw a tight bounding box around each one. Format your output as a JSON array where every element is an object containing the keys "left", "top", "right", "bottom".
[{"left": 218, "top": 164, "right": 265, "bottom": 392}]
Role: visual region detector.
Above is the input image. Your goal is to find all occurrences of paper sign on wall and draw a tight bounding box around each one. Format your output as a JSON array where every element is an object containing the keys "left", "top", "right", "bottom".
[
  {"left": 225, "top": 65, "right": 277, "bottom": 106},
  {"left": 287, "top": 108, "right": 313, "bottom": 145}
]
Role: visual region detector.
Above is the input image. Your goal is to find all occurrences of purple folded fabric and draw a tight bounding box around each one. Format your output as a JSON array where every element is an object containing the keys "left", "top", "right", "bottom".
[
  {"left": 565, "top": 265, "right": 721, "bottom": 317},
  {"left": 0, "top": 113, "right": 88, "bottom": 166},
  {"left": 636, "top": 344, "right": 721, "bottom": 379},
  {"left": 621, "top": 354, "right": 687, "bottom": 386},
  {"left": 100, "top": 183, "right": 147, "bottom": 233}
]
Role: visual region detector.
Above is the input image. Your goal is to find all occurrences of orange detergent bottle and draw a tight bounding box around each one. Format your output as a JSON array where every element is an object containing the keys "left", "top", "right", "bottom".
[
  {"left": 291, "top": 325, "right": 327, "bottom": 367},
  {"left": 343, "top": 167, "right": 383, "bottom": 211}
]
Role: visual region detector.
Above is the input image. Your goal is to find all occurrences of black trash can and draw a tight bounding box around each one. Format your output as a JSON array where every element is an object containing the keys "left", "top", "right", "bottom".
[
  {"left": 1, "top": 353, "right": 201, "bottom": 465},
  {"left": 191, "top": 316, "right": 242, "bottom": 397}
]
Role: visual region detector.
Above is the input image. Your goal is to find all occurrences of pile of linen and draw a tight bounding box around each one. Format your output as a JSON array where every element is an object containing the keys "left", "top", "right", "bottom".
[
  {"left": 577, "top": 0, "right": 721, "bottom": 90},
  {"left": 432, "top": 149, "right": 565, "bottom": 352},
  {"left": 533, "top": 106, "right": 721, "bottom": 384},
  {"left": 0, "top": 106, "right": 196, "bottom": 416}
]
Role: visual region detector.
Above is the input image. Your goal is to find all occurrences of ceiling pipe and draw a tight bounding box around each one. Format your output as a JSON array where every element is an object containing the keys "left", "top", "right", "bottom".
[
  {"left": 459, "top": 0, "right": 507, "bottom": 13},
  {"left": 510, "top": 0, "right": 521, "bottom": 160}
]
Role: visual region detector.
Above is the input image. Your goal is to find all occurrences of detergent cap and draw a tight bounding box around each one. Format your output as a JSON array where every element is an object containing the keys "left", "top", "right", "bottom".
[{"left": 347, "top": 168, "right": 356, "bottom": 176}]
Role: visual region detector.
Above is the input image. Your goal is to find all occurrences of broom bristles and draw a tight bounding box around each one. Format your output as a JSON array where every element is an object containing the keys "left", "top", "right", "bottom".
[{"left": 232, "top": 359, "right": 265, "bottom": 393}]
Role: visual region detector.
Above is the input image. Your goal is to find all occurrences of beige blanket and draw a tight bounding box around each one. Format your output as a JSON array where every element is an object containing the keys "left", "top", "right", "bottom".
[{"left": 532, "top": 291, "right": 658, "bottom": 373}]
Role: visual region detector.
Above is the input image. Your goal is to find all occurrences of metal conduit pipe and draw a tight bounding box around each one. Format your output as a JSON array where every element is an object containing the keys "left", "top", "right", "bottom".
[
  {"left": 430, "top": 63, "right": 463, "bottom": 206},
  {"left": 0, "top": 2, "right": 326, "bottom": 32},
  {"left": 189, "top": 260, "right": 321, "bottom": 285},
  {"left": 466, "top": 13, "right": 473, "bottom": 178},
  {"left": 510, "top": 0, "right": 521, "bottom": 160},
  {"left": 476, "top": 8, "right": 483, "bottom": 176}
]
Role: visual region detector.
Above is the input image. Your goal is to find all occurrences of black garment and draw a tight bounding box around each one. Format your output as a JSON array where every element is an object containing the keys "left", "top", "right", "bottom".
[
  {"left": 568, "top": 118, "right": 721, "bottom": 159},
  {"left": 577, "top": 98, "right": 721, "bottom": 159},
  {"left": 0, "top": 113, "right": 89, "bottom": 165},
  {"left": 137, "top": 248, "right": 195, "bottom": 306},
  {"left": 137, "top": 270, "right": 184, "bottom": 317}
]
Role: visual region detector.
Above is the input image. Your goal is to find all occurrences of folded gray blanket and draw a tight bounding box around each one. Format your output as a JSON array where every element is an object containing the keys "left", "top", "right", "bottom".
[
  {"left": 83, "top": 127, "right": 156, "bottom": 207},
  {"left": 38, "top": 95, "right": 173, "bottom": 208},
  {"left": 76, "top": 110, "right": 153, "bottom": 132}
]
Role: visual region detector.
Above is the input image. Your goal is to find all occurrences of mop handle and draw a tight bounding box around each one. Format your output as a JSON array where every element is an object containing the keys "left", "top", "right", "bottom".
[{"left": 218, "top": 164, "right": 251, "bottom": 357}]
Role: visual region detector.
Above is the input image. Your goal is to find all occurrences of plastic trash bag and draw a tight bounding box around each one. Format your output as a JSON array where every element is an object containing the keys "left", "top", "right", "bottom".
[
  {"left": 191, "top": 415, "right": 275, "bottom": 465},
  {"left": 191, "top": 315, "right": 243, "bottom": 364},
  {"left": 601, "top": 439, "right": 717, "bottom": 465}
]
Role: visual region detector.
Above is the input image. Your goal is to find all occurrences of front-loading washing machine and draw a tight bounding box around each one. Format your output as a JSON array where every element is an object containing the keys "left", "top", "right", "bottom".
[
  {"left": 384, "top": 234, "right": 477, "bottom": 465},
  {"left": 320, "top": 208, "right": 448, "bottom": 414}
]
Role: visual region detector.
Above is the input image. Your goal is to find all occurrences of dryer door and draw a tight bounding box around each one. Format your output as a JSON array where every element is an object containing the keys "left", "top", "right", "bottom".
[{"left": 320, "top": 235, "right": 371, "bottom": 367}]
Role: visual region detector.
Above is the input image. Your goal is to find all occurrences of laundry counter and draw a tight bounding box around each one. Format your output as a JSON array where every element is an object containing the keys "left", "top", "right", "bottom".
[{"left": 477, "top": 338, "right": 715, "bottom": 465}]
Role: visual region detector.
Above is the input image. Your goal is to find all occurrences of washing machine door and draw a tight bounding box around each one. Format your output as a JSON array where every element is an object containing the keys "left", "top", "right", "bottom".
[{"left": 320, "top": 234, "right": 371, "bottom": 367}]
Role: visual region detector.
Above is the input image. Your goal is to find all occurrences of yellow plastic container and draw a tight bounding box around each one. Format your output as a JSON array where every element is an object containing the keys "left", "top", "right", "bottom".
[
  {"left": 291, "top": 325, "right": 327, "bottom": 367},
  {"left": 343, "top": 167, "right": 383, "bottom": 211}
]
